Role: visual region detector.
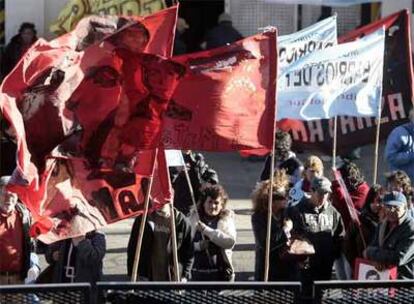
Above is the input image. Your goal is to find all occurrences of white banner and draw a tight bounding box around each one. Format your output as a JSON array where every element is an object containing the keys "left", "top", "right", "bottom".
[
  {"left": 165, "top": 150, "right": 185, "bottom": 167},
  {"left": 264, "top": 0, "right": 381, "bottom": 6},
  {"left": 277, "top": 28, "right": 385, "bottom": 121},
  {"left": 278, "top": 15, "right": 337, "bottom": 75}
]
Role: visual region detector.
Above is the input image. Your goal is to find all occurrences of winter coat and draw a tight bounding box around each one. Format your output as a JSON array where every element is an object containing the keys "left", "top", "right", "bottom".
[
  {"left": 288, "top": 198, "right": 345, "bottom": 281},
  {"left": 385, "top": 122, "right": 414, "bottom": 182},
  {"left": 252, "top": 211, "right": 299, "bottom": 281},
  {"left": 127, "top": 209, "right": 194, "bottom": 280},
  {"left": 2, "top": 34, "right": 37, "bottom": 77},
  {"left": 260, "top": 152, "right": 303, "bottom": 185},
  {"left": 188, "top": 208, "right": 236, "bottom": 281},
  {"left": 365, "top": 213, "right": 414, "bottom": 279},
  {"left": 331, "top": 180, "right": 370, "bottom": 231},
  {"left": 45, "top": 231, "right": 106, "bottom": 284},
  {"left": 14, "top": 203, "right": 33, "bottom": 280}
]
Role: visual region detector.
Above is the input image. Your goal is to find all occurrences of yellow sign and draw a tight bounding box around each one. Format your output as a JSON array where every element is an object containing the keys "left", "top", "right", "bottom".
[{"left": 50, "top": 0, "right": 166, "bottom": 35}]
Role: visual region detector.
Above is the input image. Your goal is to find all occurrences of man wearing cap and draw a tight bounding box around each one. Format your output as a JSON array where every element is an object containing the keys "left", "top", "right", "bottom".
[
  {"left": 0, "top": 175, "right": 37, "bottom": 284},
  {"left": 363, "top": 191, "right": 414, "bottom": 279},
  {"left": 286, "top": 176, "right": 344, "bottom": 296}
]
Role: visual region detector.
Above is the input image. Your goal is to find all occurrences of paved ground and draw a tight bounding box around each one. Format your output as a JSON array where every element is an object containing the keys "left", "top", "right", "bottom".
[{"left": 39, "top": 143, "right": 389, "bottom": 282}]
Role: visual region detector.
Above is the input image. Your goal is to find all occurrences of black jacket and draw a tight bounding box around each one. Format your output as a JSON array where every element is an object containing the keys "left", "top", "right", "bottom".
[
  {"left": 288, "top": 198, "right": 344, "bottom": 280},
  {"left": 15, "top": 203, "right": 33, "bottom": 280},
  {"left": 251, "top": 211, "right": 299, "bottom": 281},
  {"left": 366, "top": 213, "right": 414, "bottom": 279},
  {"left": 127, "top": 209, "right": 194, "bottom": 280},
  {"left": 260, "top": 153, "right": 303, "bottom": 185},
  {"left": 45, "top": 231, "right": 106, "bottom": 284},
  {"left": 2, "top": 34, "right": 37, "bottom": 77}
]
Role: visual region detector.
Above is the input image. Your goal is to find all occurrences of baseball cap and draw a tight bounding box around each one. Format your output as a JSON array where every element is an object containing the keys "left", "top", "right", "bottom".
[
  {"left": 311, "top": 176, "right": 332, "bottom": 194},
  {"left": 382, "top": 191, "right": 407, "bottom": 207}
]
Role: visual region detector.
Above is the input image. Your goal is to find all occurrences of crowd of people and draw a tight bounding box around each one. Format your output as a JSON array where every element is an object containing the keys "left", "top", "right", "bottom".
[{"left": 2, "top": 129, "right": 414, "bottom": 289}]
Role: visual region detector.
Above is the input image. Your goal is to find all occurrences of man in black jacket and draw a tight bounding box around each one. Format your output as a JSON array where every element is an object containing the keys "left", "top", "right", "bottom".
[
  {"left": 287, "top": 176, "right": 344, "bottom": 297},
  {"left": 260, "top": 130, "right": 303, "bottom": 185},
  {"left": 127, "top": 203, "right": 194, "bottom": 281},
  {"left": 364, "top": 191, "right": 414, "bottom": 279}
]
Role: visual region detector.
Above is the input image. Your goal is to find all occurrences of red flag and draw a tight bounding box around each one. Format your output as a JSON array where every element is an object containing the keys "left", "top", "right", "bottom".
[
  {"left": 0, "top": 8, "right": 181, "bottom": 242},
  {"left": 12, "top": 149, "right": 172, "bottom": 244},
  {"left": 332, "top": 169, "right": 361, "bottom": 227},
  {"left": 162, "top": 30, "right": 277, "bottom": 151}
]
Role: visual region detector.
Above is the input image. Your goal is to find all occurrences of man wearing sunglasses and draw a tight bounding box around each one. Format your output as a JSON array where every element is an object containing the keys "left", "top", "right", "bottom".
[{"left": 363, "top": 191, "right": 414, "bottom": 279}]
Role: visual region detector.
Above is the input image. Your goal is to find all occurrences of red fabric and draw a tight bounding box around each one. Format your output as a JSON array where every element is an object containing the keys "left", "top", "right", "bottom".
[
  {"left": 1, "top": 10, "right": 179, "bottom": 242},
  {"left": 0, "top": 211, "right": 24, "bottom": 272},
  {"left": 331, "top": 170, "right": 369, "bottom": 231},
  {"left": 162, "top": 30, "right": 277, "bottom": 151}
]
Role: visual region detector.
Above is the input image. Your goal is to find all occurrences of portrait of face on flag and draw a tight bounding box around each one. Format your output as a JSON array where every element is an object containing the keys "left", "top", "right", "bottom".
[
  {"left": 162, "top": 30, "right": 277, "bottom": 151},
  {"left": 278, "top": 15, "right": 337, "bottom": 74},
  {"left": 277, "top": 28, "right": 385, "bottom": 121},
  {"left": 0, "top": 6, "right": 180, "bottom": 242}
]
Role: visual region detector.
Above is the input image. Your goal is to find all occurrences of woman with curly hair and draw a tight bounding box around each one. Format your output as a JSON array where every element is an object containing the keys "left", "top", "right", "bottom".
[
  {"left": 188, "top": 184, "right": 236, "bottom": 281},
  {"left": 251, "top": 170, "right": 299, "bottom": 281}
]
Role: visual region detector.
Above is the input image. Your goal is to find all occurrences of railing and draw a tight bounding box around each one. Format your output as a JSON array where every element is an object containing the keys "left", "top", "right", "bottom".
[
  {"left": 314, "top": 280, "right": 414, "bottom": 304},
  {"left": 2, "top": 280, "right": 414, "bottom": 304},
  {"left": 0, "top": 283, "right": 91, "bottom": 304},
  {"left": 97, "top": 282, "right": 301, "bottom": 304}
]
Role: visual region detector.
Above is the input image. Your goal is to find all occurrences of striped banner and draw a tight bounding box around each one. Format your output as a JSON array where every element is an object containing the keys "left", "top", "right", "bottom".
[{"left": 0, "top": 0, "right": 4, "bottom": 45}]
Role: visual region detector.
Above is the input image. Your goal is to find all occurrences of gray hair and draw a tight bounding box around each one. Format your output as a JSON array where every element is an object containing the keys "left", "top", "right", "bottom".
[{"left": 0, "top": 176, "right": 11, "bottom": 187}]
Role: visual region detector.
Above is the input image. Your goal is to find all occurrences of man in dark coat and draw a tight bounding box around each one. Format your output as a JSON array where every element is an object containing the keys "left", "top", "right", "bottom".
[
  {"left": 364, "top": 191, "right": 414, "bottom": 279},
  {"left": 288, "top": 176, "right": 344, "bottom": 297},
  {"left": 45, "top": 231, "right": 106, "bottom": 284},
  {"left": 127, "top": 204, "right": 194, "bottom": 281},
  {"left": 260, "top": 130, "right": 303, "bottom": 185},
  {"left": 2, "top": 22, "right": 37, "bottom": 78}
]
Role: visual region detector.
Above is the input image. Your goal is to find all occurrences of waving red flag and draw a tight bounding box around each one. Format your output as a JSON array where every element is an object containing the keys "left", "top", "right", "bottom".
[
  {"left": 1, "top": 7, "right": 180, "bottom": 241},
  {"left": 162, "top": 30, "right": 277, "bottom": 151}
]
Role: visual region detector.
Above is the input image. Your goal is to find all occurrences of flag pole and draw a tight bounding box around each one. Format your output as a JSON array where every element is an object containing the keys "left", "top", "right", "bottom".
[
  {"left": 168, "top": 201, "right": 181, "bottom": 282},
  {"left": 264, "top": 126, "right": 276, "bottom": 282},
  {"left": 332, "top": 116, "right": 338, "bottom": 169},
  {"left": 131, "top": 148, "right": 158, "bottom": 282},
  {"left": 183, "top": 154, "right": 214, "bottom": 267},
  {"left": 373, "top": 103, "right": 382, "bottom": 184}
]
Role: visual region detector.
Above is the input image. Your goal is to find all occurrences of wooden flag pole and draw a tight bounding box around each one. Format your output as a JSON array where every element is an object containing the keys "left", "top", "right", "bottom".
[
  {"left": 169, "top": 202, "right": 181, "bottom": 282},
  {"left": 264, "top": 125, "right": 277, "bottom": 282},
  {"left": 373, "top": 104, "right": 382, "bottom": 184},
  {"left": 182, "top": 154, "right": 214, "bottom": 267},
  {"left": 131, "top": 149, "right": 158, "bottom": 282},
  {"left": 332, "top": 116, "right": 338, "bottom": 169}
]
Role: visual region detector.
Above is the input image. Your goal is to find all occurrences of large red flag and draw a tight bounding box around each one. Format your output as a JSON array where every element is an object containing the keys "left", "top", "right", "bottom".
[
  {"left": 162, "top": 30, "right": 277, "bottom": 151},
  {"left": 1, "top": 8, "right": 181, "bottom": 241}
]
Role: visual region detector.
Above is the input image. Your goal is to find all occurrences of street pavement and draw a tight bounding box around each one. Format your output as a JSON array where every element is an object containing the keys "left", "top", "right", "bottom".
[{"left": 39, "top": 143, "right": 389, "bottom": 282}]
